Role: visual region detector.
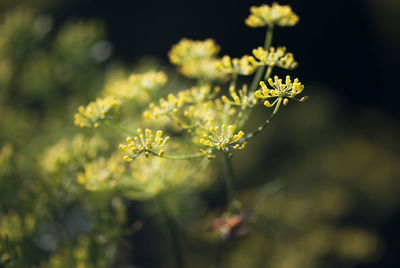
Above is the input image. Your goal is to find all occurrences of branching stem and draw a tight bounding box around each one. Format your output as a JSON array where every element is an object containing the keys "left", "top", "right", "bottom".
[
  {"left": 245, "top": 97, "right": 282, "bottom": 141},
  {"left": 250, "top": 25, "right": 274, "bottom": 92}
]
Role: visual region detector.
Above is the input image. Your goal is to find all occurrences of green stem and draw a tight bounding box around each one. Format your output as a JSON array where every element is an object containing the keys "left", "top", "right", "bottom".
[
  {"left": 223, "top": 153, "right": 236, "bottom": 202},
  {"left": 236, "top": 26, "right": 275, "bottom": 131},
  {"left": 104, "top": 120, "right": 135, "bottom": 136},
  {"left": 265, "top": 25, "right": 274, "bottom": 51},
  {"left": 245, "top": 97, "right": 282, "bottom": 141},
  {"left": 249, "top": 25, "right": 274, "bottom": 92},
  {"left": 148, "top": 150, "right": 205, "bottom": 160},
  {"left": 236, "top": 65, "right": 274, "bottom": 131},
  {"left": 264, "top": 65, "right": 273, "bottom": 80},
  {"left": 230, "top": 74, "right": 238, "bottom": 91}
]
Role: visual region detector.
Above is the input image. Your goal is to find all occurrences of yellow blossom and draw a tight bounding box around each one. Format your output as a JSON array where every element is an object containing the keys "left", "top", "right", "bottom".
[
  {"left": 245, "top": 2, "right": 299, "bottom": 28},
  {"left": 217, "top": 55, "right": 258, "bottom": 76},
  {"left": 252, "top": 46, "right": 297, "bottom": 69},
  {"left": 168, "top": 38, "right": 220, "bottom": 65},
  {"left": 103, "top": 71, "right": 167, "bottom": 100},
  {"left": 221, "top": 84, "right": 258, "bottom": 108},
  {"left": 77, "top": 153, "right": 125, "bottom": 191},
  {"left": 179, "top": 58, "right": 226, "bottom": 81},
  {"left": 168, "top": 38, "right": 226, "bottom": 81},
  {"left": 120, "top": 128, "right": 170, "bottom": 161},
  {"left": 199, "top": 124, "right": 247, "bottom": 156},
  {"left": 255, "top": 75, "right": 305, "bottom": 107},
  {"left": 74, "top": 96, "right": 121, "bottom": 128}
]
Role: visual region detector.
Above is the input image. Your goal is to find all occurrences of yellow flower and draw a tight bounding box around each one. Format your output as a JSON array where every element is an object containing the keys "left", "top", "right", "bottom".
[
  {"left": 77, "top": 153, "right": 126, "bottom": 191},
  {"left": 221, "top": 84, "right": 258, "bottom": 108},
  {"left": 252, "top": 46, "right": 297, "bottom": 69},
  {"left": 103, "top": 71, "right": 167, "bottom": 100},
  {"left": 168, "top": 38, "right": 226, "bottom": 81},
  {"left": 120, "top": 128, "right": 170, "bottom": 160},
  {"left": 245, "top": 2, "right": 299, "bottom": 28},
  {"left": 199, "top": 124, "right": 247, "bottom": 157},
  {"left": 179, "top": 58, "right": 226, "bottom": 81},
  {"left": 217, "top": 55, "right": 258, "bottom": 76},
  {"left": 143, "top": 85, "right": 223, "bottom": 132},
  {"left": 255, "top": 75, "right": 305, "bottom": 107},
  {"left": 74, "top": 96, "right": 121, "bottom": 128},
  {"left": 168, "top": 38, "right": 220, "bottom": 65}
]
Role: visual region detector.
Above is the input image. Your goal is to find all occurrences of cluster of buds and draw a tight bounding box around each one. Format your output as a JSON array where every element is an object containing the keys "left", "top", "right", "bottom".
[
  {"left": 221, "top": 84, "right": 258, "bottom": 108},
  {"left": 77, "top": 154, "right": 126, "bottom": 191},
  {"left": 143, "top": 93, "right": 186, "bottom": 119},
  {"left": 245, "top": 2, "right": 299, "bottom": 28},
  {"left": 74, "top": 96, "right": 121, "bottom": 128},
  {"left": 255, "top": 75, "right": 305, "bottom": 107},
  {"left": 199, "top": 124, "right": 247, "bottom": 158},
  {"left": 168, "top": 38, "right": 220, "bottom": 64},
  {"left": 103, "top": 71, "right": 167, "bottom": 100},
  {"left": 120, "top": 128, "right": 170, "bottom": 161},
  {"left": 217, "top": 55, "right": 258, "bottom": 76},
  {"left": 168, "top": 38, "right": 225, "bottom": 81},
  {"left": 143, "top": 85, "right": 219, "bottom": 120},
  {"left": 252, "top": 46, "right": 297, "bottom": 70}
]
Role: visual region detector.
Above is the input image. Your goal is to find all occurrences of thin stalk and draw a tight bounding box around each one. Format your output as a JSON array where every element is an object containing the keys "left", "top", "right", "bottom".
[
  {"left": 148, "top": 150, "right": 205, "bottom": 160},
  {"left": 249, "top": 26, "right": 274, "bottom": 92},
  {"left": 104, "top": 120, "right": 135, "bottom": 136},
  {"left": 223, "top": 153, "right": 236, "bottom": 202},
  {"left": 245, "top": 97, "right": 282, "bottom": 141},
  {"left": 264, "top": 65, "right": 273, "bottom": 80},
  {"left": 229, "top": 74, "right": 238, "bottom": 91},
  {"left": 235, "top": 26, "right": 275, "bottom": 131}
]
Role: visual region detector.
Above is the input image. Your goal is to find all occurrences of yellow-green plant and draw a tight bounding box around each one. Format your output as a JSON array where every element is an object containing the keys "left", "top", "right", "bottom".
[
  {"left": 72, "top": 3, "right": 306, "bottom": 267},
  {"left": 1, "top": 1, "right": 395, "bottom": 268},
  {"left": 75, "top": 2, "right": 306, "bottom": 203}
]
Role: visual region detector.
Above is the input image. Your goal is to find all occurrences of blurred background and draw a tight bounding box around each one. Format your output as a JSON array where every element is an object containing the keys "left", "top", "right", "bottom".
[{"left": 0, "top": 0, "right": 399, "bottom": 267}]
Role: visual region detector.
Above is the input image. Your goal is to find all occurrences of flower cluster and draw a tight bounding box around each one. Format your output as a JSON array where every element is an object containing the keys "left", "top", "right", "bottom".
[
  {"left": 199, "top": 124, "right": 247, "bottom": 158},
  {"left": 221, "top": 84, "right": 258, "bottom": 108},
  {"left": 245, "top": 2, "right": 299, "bottom": 28},
  {"left": 77, "top": 153, "right": 125, "bottom": 191},
  {"left": 41, "top": 134, "right": 108, "bottom": 175},
  {"left": 74, "top": 96, "right": 121, "bottom": 128},
  {"left": 255, "top": 75, "right": 305, "bottom": 107},
  {"left": 143, "top": 85, "right": 219, "bottom": 120},
  {"left": 120, "top": 128, "right": 170, "bottom": 161},
  {"left": 252, "top": 46, "right": 298, "bottom": 69},
  {"left": 103, "top": 71, "right": 167, "bottom": 100},
  {"left": 217, "top": 55, "right": 258, "bottom": 76},
  {"left": 169, "top": 38, "right": 220, "bottom": 64},
  {"left": 168, "top": 38, "right": 225, "bottom": 81}
]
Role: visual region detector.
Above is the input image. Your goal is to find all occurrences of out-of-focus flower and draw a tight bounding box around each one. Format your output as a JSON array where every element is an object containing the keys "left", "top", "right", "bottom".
[
  {"left": 168, "top": 38, "right": 220, "bottom": 65},
  {"left": 252, "top": 46, "right": 298, "bottom": 69},
  {"left": 103, "top": 71, "right": 167, "bottom": 100},
  {"left": 74, "top": 96, "right": 121, "bottom": 128},
  {"left": 245, "top": 2, "right": 299, "bottom": 28},
  {"left": 217, "top": 55, "right": 258, "bottom": 76},
  {"left": 169, "top": 38, "right": 226, "bottom": 81}
]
